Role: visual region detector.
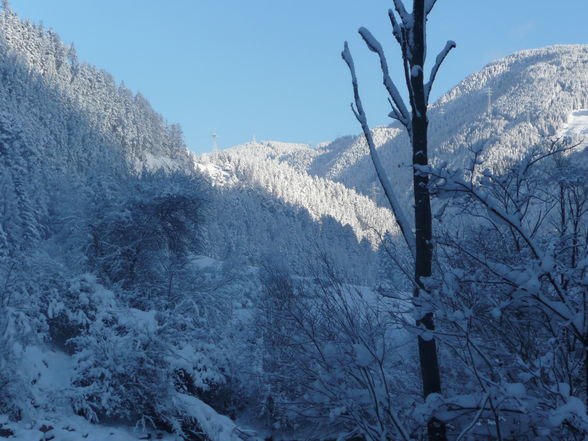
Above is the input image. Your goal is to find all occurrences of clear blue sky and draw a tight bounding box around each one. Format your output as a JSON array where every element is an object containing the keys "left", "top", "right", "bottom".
[{"left": 10, "top": 0, "right": 588, "bottom": 154}]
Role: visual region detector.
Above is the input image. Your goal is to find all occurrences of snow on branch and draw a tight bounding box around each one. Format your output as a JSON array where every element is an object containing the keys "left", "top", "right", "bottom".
[
  {"left": 175, "top": 394, "right": 254, "bottom": 441},
  {"left": 422, "top": 164, "right": 584, "bottom": 339},
  {"left": 358, "top": 27, "right": 410, "bottom": 126},
  {"left": 425, "top": 40, "right": 456, "bottom": 102},
  {"left": 342, "top": 42, "right": 416, "bottom": 260},
  {"left": 425, "top": 0, "right": 438, "bottom": 15},
  {"left": 387, "top": 8, "right": 404, "bottom": 46},
  {"left": 455, "top": 393, "right": 490, "bottom": 441},
  {"left": 392, "top": 0, "right": 411, "bottom": 26}
]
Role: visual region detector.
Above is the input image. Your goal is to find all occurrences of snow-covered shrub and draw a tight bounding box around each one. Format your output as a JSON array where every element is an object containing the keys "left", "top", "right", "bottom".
[
  {"left": 0, "top": 307, "right": 35, "bottom": 421},
  {"left": 256, "top": 262, "right": 417, "bottom": 439},
  {"left": 422, "top": 140, "right": 588, "bottom": 439},
  {"left": 0, "top": 255, "right": 49, "bottom": 420},
  {"left": 45, "top": 274, "right": 116, "bottom": 352},
  {"left": 69, "top": 307, "right": 173, "bottom": 425},
  {"left": 69, "top": 307, "right": 232, "bottom": 433},
  {"left": 64, "top": 276, "right": 231, "bottom": 434}
]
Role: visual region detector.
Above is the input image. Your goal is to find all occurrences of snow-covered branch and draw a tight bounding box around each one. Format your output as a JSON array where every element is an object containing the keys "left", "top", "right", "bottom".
[
  {"left": 358, "top": 27, "right": 410, "bottom": 127},
  {"left": 424, "top": 163, "right": 586, "bottom": 340},
  {"left": 392, "top": 0, "right": 411, "bottom": 26},
  {"left": 387, "top": 8, "right": 404, "bottom": 46},
  {"left": 425, "top": 0, "right": 438, "bottom": 15},
  {"left": 425, "top": 40, "right": 456, "bottom": 102},
  {"left": 342, "top": 42, "right": 416, "bottom": 259}
]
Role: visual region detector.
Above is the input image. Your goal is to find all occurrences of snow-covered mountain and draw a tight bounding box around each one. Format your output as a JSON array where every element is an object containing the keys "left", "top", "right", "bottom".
[
  {"left": 207, "top": 45, "right": 588, "bottom": 208},
  {"left": 0, "top": 7, "right": 386, "bottom": 439},
  {"left": 1, "top": 2, "right": 588, "bottom": 439}
]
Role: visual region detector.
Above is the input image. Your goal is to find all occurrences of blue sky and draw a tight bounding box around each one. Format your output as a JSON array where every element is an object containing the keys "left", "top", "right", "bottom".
[{"left": 11, "top": 0, "right": 588, "bottom": 154}]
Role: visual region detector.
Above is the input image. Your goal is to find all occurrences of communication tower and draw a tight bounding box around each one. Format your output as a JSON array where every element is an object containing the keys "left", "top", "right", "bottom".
[
  {"left": 212, "top": 130, "right": 219, "bottom": 152},
  {"left": 485, "top": 87, "right": 493, "bottom": 115}
]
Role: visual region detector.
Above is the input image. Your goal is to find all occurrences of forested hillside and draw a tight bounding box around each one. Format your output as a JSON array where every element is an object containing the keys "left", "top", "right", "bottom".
[
  {"left": 0, "top": 7, "right": 389, "bottom": 440},
  {"left": 0, "top": 6, "right": 235, "bottom": 438},
  {"left": 1, "top": 3, "right": 588, "bottom": 441},
  {"left": 218, "top": 45, "right": 588, "bottom": 207}
]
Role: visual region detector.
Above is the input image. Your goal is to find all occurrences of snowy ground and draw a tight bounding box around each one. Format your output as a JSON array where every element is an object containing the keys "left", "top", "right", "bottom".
[
  {"left": 2, "top": 416, "right": 177, "bottom": 441},
  {"left": 0, "top": 345, "right": 174, "bottom": 440},
  {"left": 2, "top": 344, "right": 245, "bottom": 441},
  {"left": 560, "top": 109, "right": 588, "bottom": 149}
]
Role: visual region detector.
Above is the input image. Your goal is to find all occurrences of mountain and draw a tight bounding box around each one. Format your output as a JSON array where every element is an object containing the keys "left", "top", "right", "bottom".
[
  {"left": 1, "top": 3, "right": 588, "bottom": 440},
  {"left": 0, "top": 7, "right": 387, "bottom": 439},
  {"left": 0, "top": 6, "right": 229, "bottom": 437},
  {"left": 208, "top": 45, "right": 588, "bottom": 206}
]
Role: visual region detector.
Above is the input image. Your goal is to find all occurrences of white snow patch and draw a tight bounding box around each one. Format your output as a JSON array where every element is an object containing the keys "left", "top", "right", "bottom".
[
  {"left": 139, "top": 152, "right": 183, "bottom": 172},
  {"left": 21, "top": 346, "right": 74, "bottom": 414},
  {"left": 191, "top": 255, "right": 221, "bottom": 269},
  {"left": 122, "top": 309, "right": 159, "bottom": 333},
  {"left": 560, "top": 109, "right": 588, "bottom": 150},
  {"left": 174, "top": 394, "right": 247, "bottom": 441},
  {"left": 194, "top": 162, "right": 235, "bottom": 186},
  {"left": 5, "top": 414, "right": 178, "bottom": 441}
]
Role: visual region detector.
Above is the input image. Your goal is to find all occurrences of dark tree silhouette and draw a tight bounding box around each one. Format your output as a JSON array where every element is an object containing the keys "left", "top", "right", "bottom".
[{"left": 342, "top": 2, "right": 455, "bottom": 440}]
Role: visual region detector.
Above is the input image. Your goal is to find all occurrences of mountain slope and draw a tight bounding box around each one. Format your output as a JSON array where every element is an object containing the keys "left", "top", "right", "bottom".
[
  {"left": 0, "top": 7, "right": 231, "bottom": 437},
  {"left": 0, "top": 8, "right": 385, "bottom": 438},
  {"left": 213, "top": 45, "right": 588, "bottom": 206},
  {"left": 2, "top": 4, "right": 588, "bottom": 439}
]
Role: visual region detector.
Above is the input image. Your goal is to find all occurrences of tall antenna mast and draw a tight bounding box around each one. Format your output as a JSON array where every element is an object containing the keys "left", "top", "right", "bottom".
[
  {"left": 370, "top": 182, "right": 379, "bottom": 202},
  {"left": 212, "top": 130, "right": 219, "bottom": 152},
  {"left": 485, "top": 87, "right": 493, "bottom": 115}
]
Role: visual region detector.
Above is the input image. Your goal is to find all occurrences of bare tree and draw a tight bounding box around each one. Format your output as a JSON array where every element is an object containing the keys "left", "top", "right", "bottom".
[
  {"left": 342, "top": 2, "right": 455, "bottom": 440},
  {"left": 424, "top": 138, "right": 588, "bottom": 439}
]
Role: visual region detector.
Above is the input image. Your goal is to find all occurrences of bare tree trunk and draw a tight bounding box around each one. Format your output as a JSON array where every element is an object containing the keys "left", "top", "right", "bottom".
[
  {"left": 343, "top": 2, "right": 454, "bottom": 439},
  {"left": 410, "top": 3, "right": 446, "bottom": 440},
  {"left": 585, "top": 343, "right": 588, "bottom": 408}
]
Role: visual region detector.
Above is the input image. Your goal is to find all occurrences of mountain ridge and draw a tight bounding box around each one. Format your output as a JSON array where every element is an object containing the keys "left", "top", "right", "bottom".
[
  {"left": 211, "top": 44, "right": 588, "bottom": 201},
  {"left": 1, "top": 6, "right": 587, "bottom": 439}
]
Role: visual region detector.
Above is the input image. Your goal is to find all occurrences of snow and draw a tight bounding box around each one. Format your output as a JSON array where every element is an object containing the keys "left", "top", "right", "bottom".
[
  {"left": 7, "top": 348, "right": 180, "bottom": 441},
  {"left": 194, "top": 161, "right": 236, "bottom": 186},
  {"left": 123, "top": 309, "right": 159, "bottom": 334},
  {"left": 356, "top": 27, "right": 410, "bottom": 123},
  {"left": 342, "top": 40, "right": 415, "bottom": 256},
  {"left": 2, "top": 7, "right": 588, "bottom": 439},
  {"left": 140, "top": 152, "right": 183, "bottom": 173},
  {"left": 20, "top": 346, "right": 74, "bottom": 416},
  {"left": 425, "top": 40, "right": 456, "bottom": 101},
  {"left": 6, "top": 415, "right": 178, "bottom": 441},
  {"left": 174, "top": 394, "right": 249, "bottom": 441},
  {"left": 191, "top": 255, "right": 221, "bottom": 269},
  {"left": 559, "top": 109, "right": 588, "bottom": 150},
  {"left": 6, "top": 345, "right": 250, "bottom": 441},
  {"left": 548, "top": 397, "right": 588, "bottom": 427},
  {"left": 505, "top": 382, "right": 526, "bottom": 397}
]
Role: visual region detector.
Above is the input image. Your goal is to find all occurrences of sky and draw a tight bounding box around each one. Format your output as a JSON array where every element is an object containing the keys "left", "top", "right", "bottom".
[{"left": 10, "top": 0, "right": 588, "bottom": 154}]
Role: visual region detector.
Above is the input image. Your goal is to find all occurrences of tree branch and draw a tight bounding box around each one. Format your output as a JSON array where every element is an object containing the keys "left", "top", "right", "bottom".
[
  {"left": 425, "top": 40, "right": 456, "bottom": 102},
  {"left": 342, "top": 42, "right": 416, "bottom": 259},
  {"left": 358, "top": 27, "right": 410, "bottom": 126},
  {"left": 425, "top": 0, "right": 438, "bottom": 15},
  {"left": 387, "top": 9, "right": 404, "bottom": 46},
  {"left": 392, "top": 0, "right": 411, "bottom": 26}
]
